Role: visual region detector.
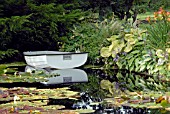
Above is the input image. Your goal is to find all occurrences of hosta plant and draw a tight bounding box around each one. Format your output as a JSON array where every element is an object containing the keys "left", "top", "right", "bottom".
[{"left": 101, "top": 8, "right": 170, "bottom": 78}]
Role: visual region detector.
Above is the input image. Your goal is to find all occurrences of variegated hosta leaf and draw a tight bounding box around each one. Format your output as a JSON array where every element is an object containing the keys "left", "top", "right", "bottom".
[
  {"left": 111, "top": 51, "right": 117, "bottom": 58},
  {"left": 124, "top": 34, "right": 134, "bottom": 41},
  {"left": 124, "top": 43, "right": 132, "bottom": 52},
  {"left": 167, "top": 63, "right": 170, "bottom": 70},
  {"left": 156, "top": 49, "right": 164, "bottom": 58},
  {"left": 107, "top": 35, "right": 119, "bottom": 41},
  {"left": 100, "top": 47, "right": 111, "bottom": 57},
  {"left": 110, "top": 40, "right": 125, "bottom": 55},
  {"left": 119, "top": 41, "right": 125, "bottom": 49},
  {"left": 128, "top": 38, "right": 137, "bottom": 45},
  {"left": 166, "top": 48, "right": 170, "bottom": 53},
  {"left": 109, "top": 40, "right": 119, "bottom": 51},
  {"left": 157, "top": 58, "right": 165, "bottom": 65}
]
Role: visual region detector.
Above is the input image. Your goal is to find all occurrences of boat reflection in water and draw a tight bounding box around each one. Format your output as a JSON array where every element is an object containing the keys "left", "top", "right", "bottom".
[
  {"left": 42, "top": 69, "right": 88, "bottom": 85},
  {"left": 25, "top": 66, "right": 88, "bottom": 85}
]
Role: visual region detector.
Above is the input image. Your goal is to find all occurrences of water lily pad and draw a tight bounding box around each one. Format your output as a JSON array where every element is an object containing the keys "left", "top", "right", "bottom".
[{"left": 75, "top": 109, "right": 95, "bottom": 113}]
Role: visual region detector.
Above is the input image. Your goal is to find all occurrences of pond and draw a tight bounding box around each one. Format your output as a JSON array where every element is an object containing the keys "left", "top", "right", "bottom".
[{"left": 0, "top": 65, "right": 168, "bottom": 114}]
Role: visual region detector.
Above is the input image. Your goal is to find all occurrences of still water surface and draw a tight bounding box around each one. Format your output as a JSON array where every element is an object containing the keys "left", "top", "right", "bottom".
[{"left": 0, "top": 65, "right": 164, "bottom": 114}]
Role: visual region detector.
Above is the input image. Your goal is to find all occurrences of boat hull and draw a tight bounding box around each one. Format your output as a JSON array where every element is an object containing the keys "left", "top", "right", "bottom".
[
  {"left": 41, "top": 69, "right": 88, "bottom": 85},
  {"left": 23, "top": 51, "right": 88, "bottom": 69}
]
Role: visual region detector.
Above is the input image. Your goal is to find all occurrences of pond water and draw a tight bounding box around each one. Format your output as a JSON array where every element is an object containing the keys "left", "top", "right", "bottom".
[{"left": 0, "top": 65, "right": 167, "bottom": 114}]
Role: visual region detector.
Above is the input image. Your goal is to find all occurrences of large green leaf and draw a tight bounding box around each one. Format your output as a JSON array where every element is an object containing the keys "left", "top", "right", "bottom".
[
  {"left": 100, "top": 47, "right": 111, "bottom": 57},
  {"left": 124, "top": 43, "right": 132, "bottom": 52},
  {"left": 109, "top": 40, "right": 119, "bottom": 51},
  {"left": 107, "top": 35, "right": 119, "bottom": 41}
]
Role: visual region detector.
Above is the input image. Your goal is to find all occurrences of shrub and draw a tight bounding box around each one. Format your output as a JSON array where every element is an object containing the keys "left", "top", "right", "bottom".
[
  {"left": 0, "top": 49, "right": 19, "bottom": 63},
  {"left": 61, "top": 18, "right": 122, "bottom": 64}
]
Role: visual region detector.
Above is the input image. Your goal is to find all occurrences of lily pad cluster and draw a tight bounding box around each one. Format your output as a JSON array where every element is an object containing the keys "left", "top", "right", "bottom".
[
  {"left": 100, "top": 82, "right": 170, "bottom": 113},
  {"left": 0, "top": 87, "right": 84, "bottom": 113},
  {"left": 0, "top": 67, "right": 60, "bottom": 83}
]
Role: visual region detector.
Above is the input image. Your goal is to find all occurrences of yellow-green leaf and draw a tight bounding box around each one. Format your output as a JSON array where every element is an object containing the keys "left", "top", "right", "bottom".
[
  {"left": 100, "top": 47, "right": 111, "bottom": 57},
  {"left": 109, "top": 40, "right": 119, "bottom": 51},
  {"left": 156, "top": 49, "right": 164, "bottom": 58},
  {"left": 124, "top": 43, "right": 132, "bottom": 52},
  {"left": 107, "top": 35, "right": 119, "bottom": 41}
]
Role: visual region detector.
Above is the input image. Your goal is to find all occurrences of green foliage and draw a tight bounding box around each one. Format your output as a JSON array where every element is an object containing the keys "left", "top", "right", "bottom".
[
  {"left": 99, "top": 8, "right": 170, "bottom": 92},
  {"left": 144, "top": 8, "right": 170, "bottom": 73},
  {"left": 147, "top": 0, "right": 170, "bottom": 11},
  {"left": 100, "top": 18, "right": 170, "bottom": 76},
  {"left": 0, "top": 49, "right": 19, "bottom": 63},
  {"left": 100, "top": 79, "right": 123, "bottom": 97},
  {"left": 146, "top": 21, "right": 170, "bottom": 51},
  {"left": 61, "top": 18, "right": 122, "bottom": 63},
  {"left": 118, "top": 72, "right": 168, "bottom": 91},
  {"left": 0, "top": 0, "right": 88, "bottom": 53},
  {"left": 71, "top": 75, "right": 105, "bottom": 98}
]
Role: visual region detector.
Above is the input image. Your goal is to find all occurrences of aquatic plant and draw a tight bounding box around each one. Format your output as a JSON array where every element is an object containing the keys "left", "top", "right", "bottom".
[{"left": 0, "top": 87, "right": 82, "bottom": 113}]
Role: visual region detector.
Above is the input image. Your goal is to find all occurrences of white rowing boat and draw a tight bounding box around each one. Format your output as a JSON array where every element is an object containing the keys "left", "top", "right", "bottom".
[{"left": 23, "top": 51, "right": 88, "bottom": 69}]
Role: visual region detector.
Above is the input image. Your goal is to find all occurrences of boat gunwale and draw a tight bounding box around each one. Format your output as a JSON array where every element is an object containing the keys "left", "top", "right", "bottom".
[{"left": 23, "top": 52, "right": 88, "bottom": 56}]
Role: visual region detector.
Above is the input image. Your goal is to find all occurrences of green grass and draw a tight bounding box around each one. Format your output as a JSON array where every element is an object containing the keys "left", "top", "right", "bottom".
[
  {"left": 137, "top": 8, "right": 170, "bottom": 20},
  {"left": 137, "top": 11, "right": 154, "bottom": 20}
]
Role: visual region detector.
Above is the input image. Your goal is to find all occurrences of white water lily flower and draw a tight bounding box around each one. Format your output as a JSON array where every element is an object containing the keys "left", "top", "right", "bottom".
[{"left": 14, "top": 95, "right": 20, "bottom": 104}]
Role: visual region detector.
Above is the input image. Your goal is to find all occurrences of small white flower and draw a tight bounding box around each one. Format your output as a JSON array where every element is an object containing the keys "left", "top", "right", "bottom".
[{"left": 14, "top": 95, "right": 20, "bottom": 104}]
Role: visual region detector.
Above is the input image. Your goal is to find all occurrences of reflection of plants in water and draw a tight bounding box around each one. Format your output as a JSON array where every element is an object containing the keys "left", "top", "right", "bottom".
[
  {"left": 70, "top": 75, "right": 105, "bottom": 99},
  {"left": 100, "top": 80, "right": 124, "bottom": 97},
  {"left": 115, "top": 71, "right": 168, "bottom": 92},
  {"left": 99, "top": 80, "right": 170, "bottom": 113}
]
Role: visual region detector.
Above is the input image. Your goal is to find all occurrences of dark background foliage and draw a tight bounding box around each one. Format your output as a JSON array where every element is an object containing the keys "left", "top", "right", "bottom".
[{"left": 0, "top": 0, "right": 169, "bottom": 63}]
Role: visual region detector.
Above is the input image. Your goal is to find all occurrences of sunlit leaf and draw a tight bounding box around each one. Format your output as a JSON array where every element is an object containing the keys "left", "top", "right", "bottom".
[
  {"left": 100, "top": 47, "right": 111, "bottom": 57},
  {"left": 167, "top": 63, "right": 170, "bottom": 70},
  {"left": 161, "top": 100, "right": 168, "bottom": 107},
  {"left": 156, "top": 49, "right": 164, "bottom": 58},
  {"left": 107, "top": 35, "right": 119, "bottom": 41},
  {"left": 166, "top": 48, "right": 170, "bottom": 53},
  {"left": 124, "top": 43, "right": 132, "bottom": 52},
  {"left": 109, "top": 40, "right": 119, "bottom": 51},
  {"left": 75, "top": 109, "right": 95, "bottom": 113}
]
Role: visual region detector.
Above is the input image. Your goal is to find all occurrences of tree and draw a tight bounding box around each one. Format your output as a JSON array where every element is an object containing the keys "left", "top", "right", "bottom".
[{"left": 0, "top": 0, "right": 87, "bottom": 52}]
